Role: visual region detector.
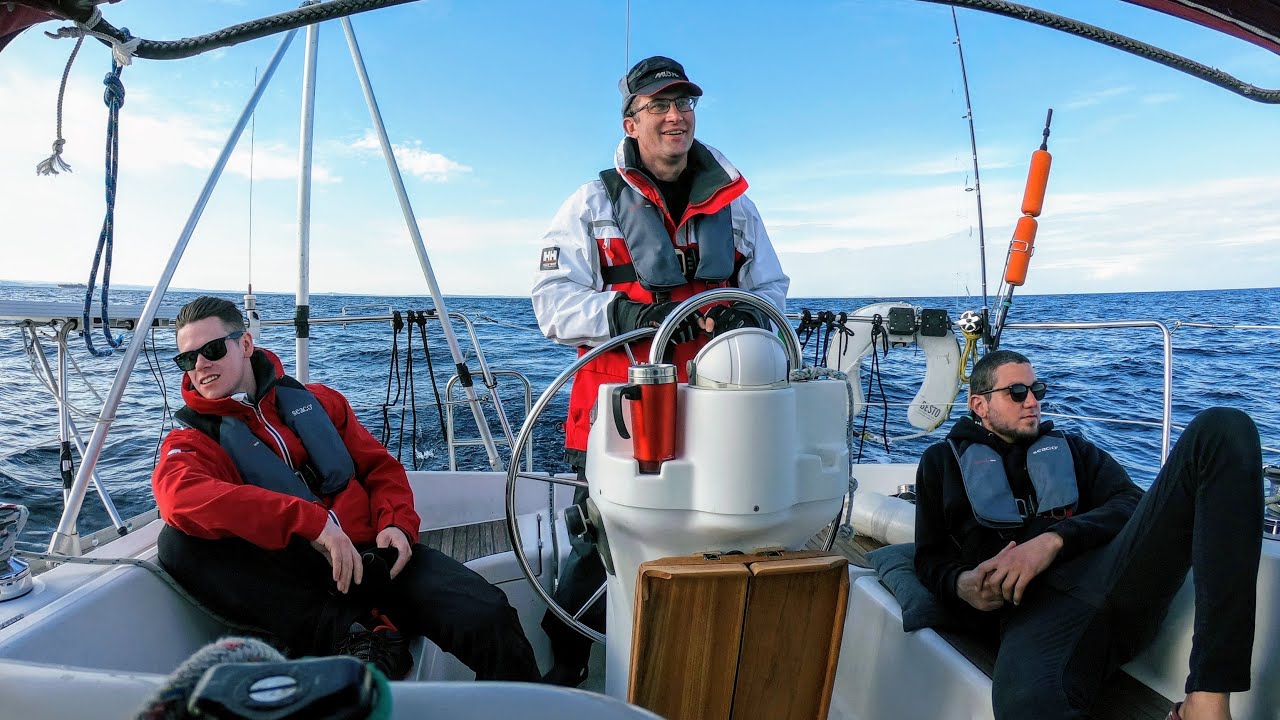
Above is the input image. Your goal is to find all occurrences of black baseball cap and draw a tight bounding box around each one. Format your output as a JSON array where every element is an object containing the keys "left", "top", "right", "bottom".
[{"left": 620, "top": 56, "right": 703, "bottom": 115}]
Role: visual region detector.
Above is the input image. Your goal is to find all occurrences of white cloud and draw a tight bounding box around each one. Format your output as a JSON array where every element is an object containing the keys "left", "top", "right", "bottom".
[
  {"left": 352, "top": 130, "right": 472, "bottom": 183},
  {"left": 1064, "top": 86, "right": 1132, "bottom": 110},
  {"left": 761, "top": 174, "right": 1280, "bottom": 296},
  {"left": 1, "top": 65, "right": 336, "bottom": 184}
]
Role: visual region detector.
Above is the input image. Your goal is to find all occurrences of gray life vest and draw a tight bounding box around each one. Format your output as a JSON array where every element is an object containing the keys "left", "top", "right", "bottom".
[
  {"left": 598, "top": 168, "right": 735, "bottom": 291},
  {"left": 947, "top": 431, "right": 1079, "bottom": 529},
  {"left": 175, "top": 377, "right": 354, "bottom": 503}
]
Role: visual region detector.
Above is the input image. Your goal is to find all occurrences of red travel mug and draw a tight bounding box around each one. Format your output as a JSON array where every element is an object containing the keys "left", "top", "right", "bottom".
[{"left": 610, "top": 363, "right": 678, "bottom": 474}]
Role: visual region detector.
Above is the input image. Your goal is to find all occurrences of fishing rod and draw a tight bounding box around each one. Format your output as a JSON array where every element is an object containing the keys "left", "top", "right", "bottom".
[
  {"left": 990, "top": 109, "right": 1053, "bottom": 350},
  {"left": 950, "top": 8, "right": 989, "bottom": 319}
]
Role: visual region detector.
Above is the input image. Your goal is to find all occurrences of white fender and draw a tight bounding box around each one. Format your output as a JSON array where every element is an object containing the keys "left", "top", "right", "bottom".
[{"left": 825, "top": 302, "right": 962, "bottom": 433}]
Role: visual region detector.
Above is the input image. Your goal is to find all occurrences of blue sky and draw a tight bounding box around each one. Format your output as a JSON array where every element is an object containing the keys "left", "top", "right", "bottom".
[{"left": 2, "top": 0, "right": 1278, "bottom": 299}]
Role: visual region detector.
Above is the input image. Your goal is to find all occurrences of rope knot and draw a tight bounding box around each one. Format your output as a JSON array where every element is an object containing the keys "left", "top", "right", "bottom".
[{"left": 102, "top": 72, "right": 125, "bottom": 108}]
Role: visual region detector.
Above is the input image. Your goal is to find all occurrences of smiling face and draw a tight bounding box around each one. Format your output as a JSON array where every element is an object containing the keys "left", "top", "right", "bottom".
[
  {"left": 176, "top": 316, "right": 255, "bottom": 400},
  {"left": 969, "top": 362, "right": 1042, "bottom": 443},
  {"left": 623, "top": 89, "right": 696, "bottom": 178}
]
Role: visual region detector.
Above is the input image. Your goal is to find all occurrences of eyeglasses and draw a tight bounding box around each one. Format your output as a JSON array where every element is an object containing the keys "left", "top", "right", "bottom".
[
  {"left": 627, "top": 96, "right": 697, "bottom": 117},
  {"left": 173, "top": 331, "right": 245, "bottom": 371},
  {"left": 980, "top": 381, "right": 1047, "bottom": 403}
]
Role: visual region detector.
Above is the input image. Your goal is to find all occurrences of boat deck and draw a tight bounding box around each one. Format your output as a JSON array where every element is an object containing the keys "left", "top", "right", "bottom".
[{"left": 429, "top": 519, "right": 1169, "bottom": 719}]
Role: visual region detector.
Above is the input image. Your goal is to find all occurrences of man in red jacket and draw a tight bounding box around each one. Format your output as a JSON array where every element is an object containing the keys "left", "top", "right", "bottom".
[{"left": 152, "top": 296, "right": 539, "bottom": 681}]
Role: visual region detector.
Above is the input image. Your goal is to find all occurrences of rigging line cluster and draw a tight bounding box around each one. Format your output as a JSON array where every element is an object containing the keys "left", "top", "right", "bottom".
[
  {"left": 855, "top": 315, "right": 892, "bottom": 463},
  {"left": 20, "top": 326, "right": 103, "bottom": 421},
  {"left": 794, "top": 309, "right": 855, "bottom": 369},
  {"left": 379, "top": 309, "right": 450, "bottom": 471}
]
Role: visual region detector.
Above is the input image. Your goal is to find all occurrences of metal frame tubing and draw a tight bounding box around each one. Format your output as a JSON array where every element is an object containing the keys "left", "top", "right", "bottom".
[
  {"left": 340, "top": 16, "right": 503, "bottom": 470},
  {"left": 49, "top": 29, "right": 300, "bottom": 554},
  {"left": 1003, "top": 320, "right": 1173, "bottom": 461},
  {"left": 27, "top": 326, "right": 126, "bottom": 534}
]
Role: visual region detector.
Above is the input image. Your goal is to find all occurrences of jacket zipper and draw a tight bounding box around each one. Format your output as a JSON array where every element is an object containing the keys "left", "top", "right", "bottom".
[{"left": 241, "top": 397, "right": 295, "bottom": 470}]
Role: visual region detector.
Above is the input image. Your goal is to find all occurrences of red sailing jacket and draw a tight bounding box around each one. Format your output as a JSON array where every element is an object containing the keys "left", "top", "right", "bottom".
[{"left": 152, "top": 349, "right": 420, "bottom": 550}]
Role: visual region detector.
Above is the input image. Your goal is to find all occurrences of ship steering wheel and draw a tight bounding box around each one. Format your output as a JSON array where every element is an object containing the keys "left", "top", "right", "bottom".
[{"left": 504, "top": 289, "right": 832, "bottom": 645}]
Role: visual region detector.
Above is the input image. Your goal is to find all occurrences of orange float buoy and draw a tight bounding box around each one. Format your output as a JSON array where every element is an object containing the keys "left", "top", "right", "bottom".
[
  {"left": 1021, "top": 149, "right": 1052, "bottom": 217},
  {"left": 1003, "top": 216, "right": 1038, "bottom": 286}
]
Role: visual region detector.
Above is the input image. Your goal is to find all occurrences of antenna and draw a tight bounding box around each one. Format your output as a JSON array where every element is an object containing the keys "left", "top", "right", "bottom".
[
  {"left": 951, "top": 8, "right": 988, "bottom": 312},
  {"left": 625, "top": 0, "right": 631, "bottom": 71},
  {"left": 244, "top": 65, "right": 261, "bottom": 341},
  {"left": 249, "top": 65, "right": 256, "bottom": 295}
]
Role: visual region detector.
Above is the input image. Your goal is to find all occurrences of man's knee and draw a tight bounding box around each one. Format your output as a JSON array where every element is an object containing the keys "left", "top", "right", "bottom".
[{"left": 1187, "top": 407, "right": 1258, "bottom": 446}]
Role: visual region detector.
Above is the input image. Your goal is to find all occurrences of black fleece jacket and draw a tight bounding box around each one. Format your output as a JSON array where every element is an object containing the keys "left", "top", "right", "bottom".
[{"left": 913, "top": 416, "right": 1144, "bottom": 608}]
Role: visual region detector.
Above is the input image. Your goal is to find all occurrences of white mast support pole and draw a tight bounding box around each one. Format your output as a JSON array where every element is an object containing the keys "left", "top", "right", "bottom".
[
  {"left": 340, "top": 16, "right": 504, "bottom": 471},
  {"left": 49, "top": 29, "right": 301, "bottom": 554},
  {"left": 295, "top": 21, "right": 320, "bottom": 383}
]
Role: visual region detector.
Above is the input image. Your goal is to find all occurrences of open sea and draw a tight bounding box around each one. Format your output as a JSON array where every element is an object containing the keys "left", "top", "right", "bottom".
[{"left": 2, "top": 284, "right": 1277, "bottom": 551}]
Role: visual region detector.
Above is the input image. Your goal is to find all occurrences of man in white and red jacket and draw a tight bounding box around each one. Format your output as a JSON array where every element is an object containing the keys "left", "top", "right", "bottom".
[
  {"left": 530, "top": 56, "right": 789, "bottom": 685},
  {"left": 153, "top": 296, "right": 539, "bottom": 681}
]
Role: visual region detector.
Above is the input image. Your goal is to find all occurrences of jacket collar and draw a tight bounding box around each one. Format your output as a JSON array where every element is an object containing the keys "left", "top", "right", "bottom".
[
  {"left": 180, "top": 348, "right": 285, "bottom": 416},
  {"left": 946, "top": 415, "right": 1055, "bottom": 454},
  {"left": 614, "top": 137, "right": 747, "bottom": 214}
]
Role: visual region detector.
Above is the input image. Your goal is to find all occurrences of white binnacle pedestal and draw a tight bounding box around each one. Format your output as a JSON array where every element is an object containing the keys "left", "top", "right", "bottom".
[{"left": 586, "top": 377, "right": 850, "bottom": 700}]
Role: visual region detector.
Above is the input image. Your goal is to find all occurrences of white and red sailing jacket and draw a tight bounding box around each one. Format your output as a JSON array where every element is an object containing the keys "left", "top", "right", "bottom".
[{"left": 531, "top": 138, "right": 789, "bottom": 454}]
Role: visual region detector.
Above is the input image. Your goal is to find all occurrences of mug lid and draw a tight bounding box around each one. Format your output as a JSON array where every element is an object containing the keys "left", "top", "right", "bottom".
[{"left": 627, "top": 363, "right": 677, "bottom": 384}]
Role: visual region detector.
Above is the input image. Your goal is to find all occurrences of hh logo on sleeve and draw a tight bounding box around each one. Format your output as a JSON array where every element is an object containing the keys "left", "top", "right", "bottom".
[{"left": 540, "top": 246, "right": 560, "bottom": 271}]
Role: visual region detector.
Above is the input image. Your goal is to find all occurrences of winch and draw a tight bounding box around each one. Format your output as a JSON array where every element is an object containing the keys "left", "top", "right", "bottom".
[{"left": 0, "top": 504, "right": 33, "bottom": 602}]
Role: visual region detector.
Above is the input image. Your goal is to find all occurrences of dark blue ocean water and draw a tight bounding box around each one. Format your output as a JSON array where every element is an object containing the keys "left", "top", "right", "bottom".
[{"left": 2, "top": 284, "right": 1277, "bottom": 550}]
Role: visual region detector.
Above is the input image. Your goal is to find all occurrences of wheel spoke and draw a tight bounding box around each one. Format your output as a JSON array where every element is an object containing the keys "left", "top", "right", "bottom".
[
  {"left": 572, "top": 582, "right": 607, "bottom": 622},
  {"left": 515, "top": 471, "right": 587, "bottom": 488}
]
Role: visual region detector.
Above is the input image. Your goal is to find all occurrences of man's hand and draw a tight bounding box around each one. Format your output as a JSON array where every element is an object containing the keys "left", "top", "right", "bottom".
[
  {"left": 978, "top": 532, "right": 1064, "bottom": 606},
  {"left": 607, "top": 297, "right": 700, "bottom": 342},
  {"left": 310, "top": 515, "right": 363, "bottom": 593},
  {"left": 703, "top": 302, "right": 768, "bottom": 337},
  {"left": 376, "top": 526, "right": 413, "bottom": 579},
  {"left": 955, "top": 542, "right": 1013, "bottom": 611}
]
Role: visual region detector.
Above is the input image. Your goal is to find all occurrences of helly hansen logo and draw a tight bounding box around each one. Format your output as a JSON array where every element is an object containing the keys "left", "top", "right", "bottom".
[
  {"left": 291, "top": 404, "right": 314, "bottom": 417},
  {"left": 1031, "top": 444, "right": 1060, "bottom": 455},
  {"left": 540, "top": 246, "right": 560, "bottom": 271}
]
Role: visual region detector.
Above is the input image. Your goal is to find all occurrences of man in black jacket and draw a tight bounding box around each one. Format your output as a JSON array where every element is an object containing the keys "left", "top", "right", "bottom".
[{"left": 915, "top": 349, "right": 1261, "bottom": 720}]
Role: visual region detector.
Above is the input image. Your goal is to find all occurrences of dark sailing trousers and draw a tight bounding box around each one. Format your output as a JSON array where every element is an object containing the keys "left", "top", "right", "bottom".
[
  {"left": 991, "top": 407, "right": 1263, "bottom": 720},
  {"left": 540, "top": 478, "right": 606, "bottom": 670},
  {"left": 158, "top": 526, "right": 540, "bottom": 681}
]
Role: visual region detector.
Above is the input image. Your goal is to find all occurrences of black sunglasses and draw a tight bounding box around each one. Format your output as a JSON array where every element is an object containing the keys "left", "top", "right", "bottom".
[
  {"left": 981, "top": 381, "right": 1047, "bottom": 403},
  {"left": 173, "top": 331, "right": 245, "bottom": 371}
]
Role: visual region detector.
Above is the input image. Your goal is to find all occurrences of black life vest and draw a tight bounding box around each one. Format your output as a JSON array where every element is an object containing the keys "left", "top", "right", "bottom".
[
  {"left": 596, "top": 168, "right": 735, "bottom": 291},
  {"left": 175, "top": 377, "right": 354, "bottom": 502},
  {"left": 948, "top": 431, "right": 1079, "bottom": 529}
]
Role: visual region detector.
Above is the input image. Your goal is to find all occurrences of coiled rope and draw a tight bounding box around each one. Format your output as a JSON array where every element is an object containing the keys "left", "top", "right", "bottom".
[{"left": 81, "top": 46, "right": 129, "bottom": 357}]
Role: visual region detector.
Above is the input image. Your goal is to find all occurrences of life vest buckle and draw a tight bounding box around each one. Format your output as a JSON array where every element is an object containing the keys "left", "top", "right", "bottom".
[{"left": 673, "top": 246, "right": 698, "bottom": 281}]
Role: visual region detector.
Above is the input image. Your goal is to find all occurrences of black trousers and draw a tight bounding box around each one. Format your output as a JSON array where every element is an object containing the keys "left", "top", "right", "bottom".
[
  {"left": 991, "top": 408, "right": 1263, "bottom": 719},
  {"left": 540, "top": 479, "right": 606, "bottom": 669},
  {"left": 158, "top": 526, "right": 540, "bottom": 681}
]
